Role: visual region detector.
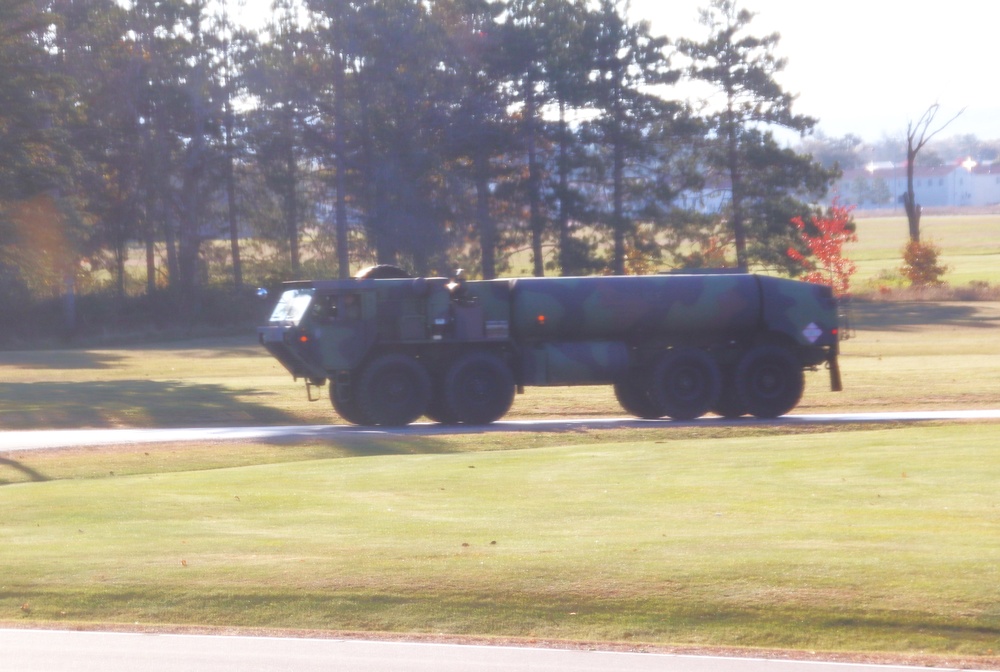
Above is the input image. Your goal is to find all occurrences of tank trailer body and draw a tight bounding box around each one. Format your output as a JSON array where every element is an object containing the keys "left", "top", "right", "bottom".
[{"left": 258, "top": 271, "right": 841, "bottom": 426}]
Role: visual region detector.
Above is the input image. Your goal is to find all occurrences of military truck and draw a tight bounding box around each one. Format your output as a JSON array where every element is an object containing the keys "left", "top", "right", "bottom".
[{"left": 258, "top": 267, "right": 842, "bottom": 426}]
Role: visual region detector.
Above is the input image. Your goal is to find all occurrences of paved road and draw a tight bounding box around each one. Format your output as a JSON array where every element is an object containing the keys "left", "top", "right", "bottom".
[
  {"left": 3, "top": 409, "right": 1000, "bottom": 451},
  {"left": 0, "top": 629, "right": 983, "bottom": 672}
]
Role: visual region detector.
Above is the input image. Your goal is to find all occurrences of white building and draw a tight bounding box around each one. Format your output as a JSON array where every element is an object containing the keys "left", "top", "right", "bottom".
[{"left": 833, "top": 160, "right": 1000, "bottom": 210}]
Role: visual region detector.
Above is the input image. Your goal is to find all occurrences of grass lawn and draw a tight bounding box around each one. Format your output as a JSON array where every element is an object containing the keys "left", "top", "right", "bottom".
[
  {"left": 851, "top": 213, "right": 1000, "bottom": 287},
  {"left": 1, "top": 422, "right": 999, "bottom": 661}
]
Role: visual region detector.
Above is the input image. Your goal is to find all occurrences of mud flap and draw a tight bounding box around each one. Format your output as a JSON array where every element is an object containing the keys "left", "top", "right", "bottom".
[
  {"left": 305, "top": 378, "right": 326, "bottom": 402},
  {"left": 828, "top": 357, "right": 843, "bottom": 392}
]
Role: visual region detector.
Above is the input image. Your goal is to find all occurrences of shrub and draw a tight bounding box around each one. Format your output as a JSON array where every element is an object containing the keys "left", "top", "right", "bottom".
[{"left": 900, "top": 240, "right": 948, "bottom": 286}]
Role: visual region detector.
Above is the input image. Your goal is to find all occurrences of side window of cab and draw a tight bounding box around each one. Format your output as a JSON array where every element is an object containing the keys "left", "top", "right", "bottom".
[{"left": 312, "top": 293, "right": 362, "bottom": 323}]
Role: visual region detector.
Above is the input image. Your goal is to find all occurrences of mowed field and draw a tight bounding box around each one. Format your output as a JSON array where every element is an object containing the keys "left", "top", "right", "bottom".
[
  {"left": 851, "top": 211, "right": 1000, "bottom": 287},
  {"left": 0, "top": 214, "right": 999, "bottom": 666}
]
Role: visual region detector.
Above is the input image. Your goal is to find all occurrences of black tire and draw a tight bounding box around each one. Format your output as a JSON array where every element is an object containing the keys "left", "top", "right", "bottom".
[
  {"left": 443, "top": 351, "right": 515, "bottom": 425},
  {"left": 648, "top": 348, "right": 722, "bottom": 420},
  {"left": 613, "top": 374, "right": 662, "bottom": 419},
  {"left": 424, "top": 374, "right": 459, "bottom": 424},
  {"left": 712, "top": 367, "right": 747, "bottom": 418},
  {"left": 356, "top": 353, "right": 431, "bottom": 426},
  {"left": 329, "top": 380, "right": 371, "bottom": 425},
  {"left": 735, "top": 345, "right": 804, "bottom": 419}
]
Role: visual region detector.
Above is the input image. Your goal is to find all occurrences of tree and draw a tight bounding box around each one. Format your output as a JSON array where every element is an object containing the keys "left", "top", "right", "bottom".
[
  {"left": 218, "top": 0, "right": 248, "bottom": 290},
  {"left": 0, "top": 0, "right": 67, "bottom": 203},
  {"left": 536, "top": 0, "right": 593, "bottom": 276},
  {"left": 349, "top": 0, "right": 453, "bottom": 275},
  {"left": 172, "top": 0, "right": 228, "bottom": 302},
  {"left": 52, "top": 0, "right": 138, "bottom": 300},
  {"left": 433, "top": 0, "right": 511, "bottom": 279},
  {"left": 0, "top": 0, "right": 82, "bottom": 309},
  {"left": 799, "top": 132, "right": 868, "bottom": 171},
  {"left": 500, "top": 0, "right": 552, "bottom": 277},
  {"left": 678, "top": 0, "right": 831, "bottom": 270},
  {"left": 245, "top": 0, "right": 318, "bottom": 277},
  {"left": 584, "top": 0, "right": 678, "bottom": 275},
  {"left": 903, "top": 103, "right": 963, "bottom": 242},
  {"left": 787, "top": 200, "right": 858, "bottom": 296},
  {"left": 304, "top": 0, "right": 361, "bottom": 279}
]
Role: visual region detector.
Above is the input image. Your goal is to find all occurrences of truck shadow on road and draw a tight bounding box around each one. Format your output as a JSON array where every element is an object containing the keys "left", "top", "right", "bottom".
[
  {"left": 0, "top": 380, "right": 301, "bottom": 430},
  {"left": 0, "top": 349, "right": 125, "bottom": 370},
  {"left": 847, "top": 299, "right": 1000, "bottom": 331}
]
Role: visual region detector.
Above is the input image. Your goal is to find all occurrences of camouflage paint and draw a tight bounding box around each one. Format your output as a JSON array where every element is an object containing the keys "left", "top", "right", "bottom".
[
  {"left": 757, "top": 275, "right": 839, "bottom": 349},
  {"left": 508, "top": 275, "right": 760, "bottom": 341},
  {"left": 522, "top": 341, "right": 630, "bottom": 386}
]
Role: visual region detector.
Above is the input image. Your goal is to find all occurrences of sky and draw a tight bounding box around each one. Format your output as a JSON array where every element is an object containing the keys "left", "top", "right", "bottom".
[
  {"left": 630, "top": 0, "right": 1000, "bottom": 142},
  {"left": 237, "top": 0, "right": 999, "bottom": 143}
]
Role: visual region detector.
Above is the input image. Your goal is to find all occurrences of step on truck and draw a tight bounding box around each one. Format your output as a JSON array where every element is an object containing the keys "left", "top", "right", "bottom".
[{"left": 258, "top": 267, "right": 842, "bottom": 426}]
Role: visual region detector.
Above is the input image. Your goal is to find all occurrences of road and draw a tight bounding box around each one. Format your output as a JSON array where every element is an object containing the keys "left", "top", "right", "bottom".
[
  {"left": 2, "top": 409, "right": 1000, "bottom": 451},
  {"left": 0, "top": 629, "right": 985, "bottom": 672}
]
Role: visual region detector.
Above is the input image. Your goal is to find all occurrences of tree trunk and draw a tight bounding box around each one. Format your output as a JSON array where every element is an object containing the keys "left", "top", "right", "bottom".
[
  {"left": 225, "top": 99, "right": 243, "bottom": 290},
  {"left": 557, "top": 98, "right": 571, "bottom": 276},
  {"left": 145, "top": 234, "right": 156, "bottom": 293},
  {"left": 727, "top": 117, "right": 748, "bottom": 270},
  {"left": 612, "top": 129, "right": 625, "bottom": 276},
  {"left": 333, "top": 51, "right": 350, "bottom": 279},
  {"left": 612, "top": 87, "right": 626, "bottom": 276},
  {"left": 285, "top": 146, "right": 300, "bottom": 275},
  {"left": 526, "top": 76, "right": 543, "bottom": 277},
  {"left": 475, "top": 146, "right": 495, "bottom": 279},
  {"left": 904, "top": 141, "right": 921, "bottom": 242}
]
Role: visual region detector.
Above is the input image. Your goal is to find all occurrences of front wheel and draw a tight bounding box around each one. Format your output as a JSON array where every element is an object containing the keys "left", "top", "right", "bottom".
[
  {"left": 330, "top": 380, "right": 370, "bottom": 425},
  {"left": 735, "top": 345, "right": 804, "bottom": 419},
  {"left": 356, "top": 354, "right": 431, "bottom": 426}
]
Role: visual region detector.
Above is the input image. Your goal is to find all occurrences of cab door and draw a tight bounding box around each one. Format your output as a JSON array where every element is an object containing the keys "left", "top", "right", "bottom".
[{"left": 313, "top": 291, "right": 376, "bottom": 371}]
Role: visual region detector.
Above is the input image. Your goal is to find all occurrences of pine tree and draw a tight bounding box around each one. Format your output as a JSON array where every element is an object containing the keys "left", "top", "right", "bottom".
[{"left": 678, "top": 0, "right": 833, "bottom": 270}]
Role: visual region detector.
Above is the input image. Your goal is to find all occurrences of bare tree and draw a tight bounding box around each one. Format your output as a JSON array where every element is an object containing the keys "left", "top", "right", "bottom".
[{"left": 903, "top": 104, "right": 963, "bottom": 242}]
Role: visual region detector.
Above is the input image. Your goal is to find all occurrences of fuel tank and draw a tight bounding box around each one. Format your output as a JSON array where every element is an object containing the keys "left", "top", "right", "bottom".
[{"left": 508, "top": 274, "right": 762, "bottom": 341}]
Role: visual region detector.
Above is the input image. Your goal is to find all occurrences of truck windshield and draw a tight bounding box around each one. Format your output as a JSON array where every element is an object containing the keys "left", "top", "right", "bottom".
[{"left": 269, "top": 288, "right": 314, "bottom": 325}]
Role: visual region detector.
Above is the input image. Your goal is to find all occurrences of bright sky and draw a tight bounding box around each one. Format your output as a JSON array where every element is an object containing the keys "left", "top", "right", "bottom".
[
  {"left": 631, "top": 0, "right": 1000, "bottom": 141},
  {"left": 236, "top": 0, "right": 999, "bottom": 142}
]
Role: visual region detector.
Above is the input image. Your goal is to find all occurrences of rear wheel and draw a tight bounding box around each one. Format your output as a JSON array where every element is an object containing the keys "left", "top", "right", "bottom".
[
  {"left": 613, "top": 374, "right": 661, "bottom": 419},
  {"left": 648, "top": 348, "right": 721, "bottom": 420},
  {"left": 735, "top": 345, "right": 804, "bottom": 419},
  {"left": 712, "top": 366, "right": 747, "bottom": 418},
  {"left": 356, "top": 354, "right": 431, "bottom": 426},
  {"left": 443, "top": 351, "right": 515, "bottom": 424},
  {"left": 424, "top": 376, "right": 459, "bottom": 424}
]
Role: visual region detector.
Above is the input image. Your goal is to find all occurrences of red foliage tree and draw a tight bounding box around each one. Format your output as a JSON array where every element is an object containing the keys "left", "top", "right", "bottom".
[{"left": 787, "top": 200, "right": 858, "bottom": 296}]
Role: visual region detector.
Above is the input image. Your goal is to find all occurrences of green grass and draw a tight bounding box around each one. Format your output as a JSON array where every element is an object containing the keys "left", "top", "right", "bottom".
[
  {"left": 850, "top": 213, "right": 1000, "bottom": 287},
  {"left": 2, "top": 423, "right": 999, "bottom": 657}
]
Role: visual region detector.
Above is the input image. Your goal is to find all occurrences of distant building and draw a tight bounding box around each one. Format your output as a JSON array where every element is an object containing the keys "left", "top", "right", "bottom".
[{"left": 832, "top": 160, "right": 1000, "bottom": 210}]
